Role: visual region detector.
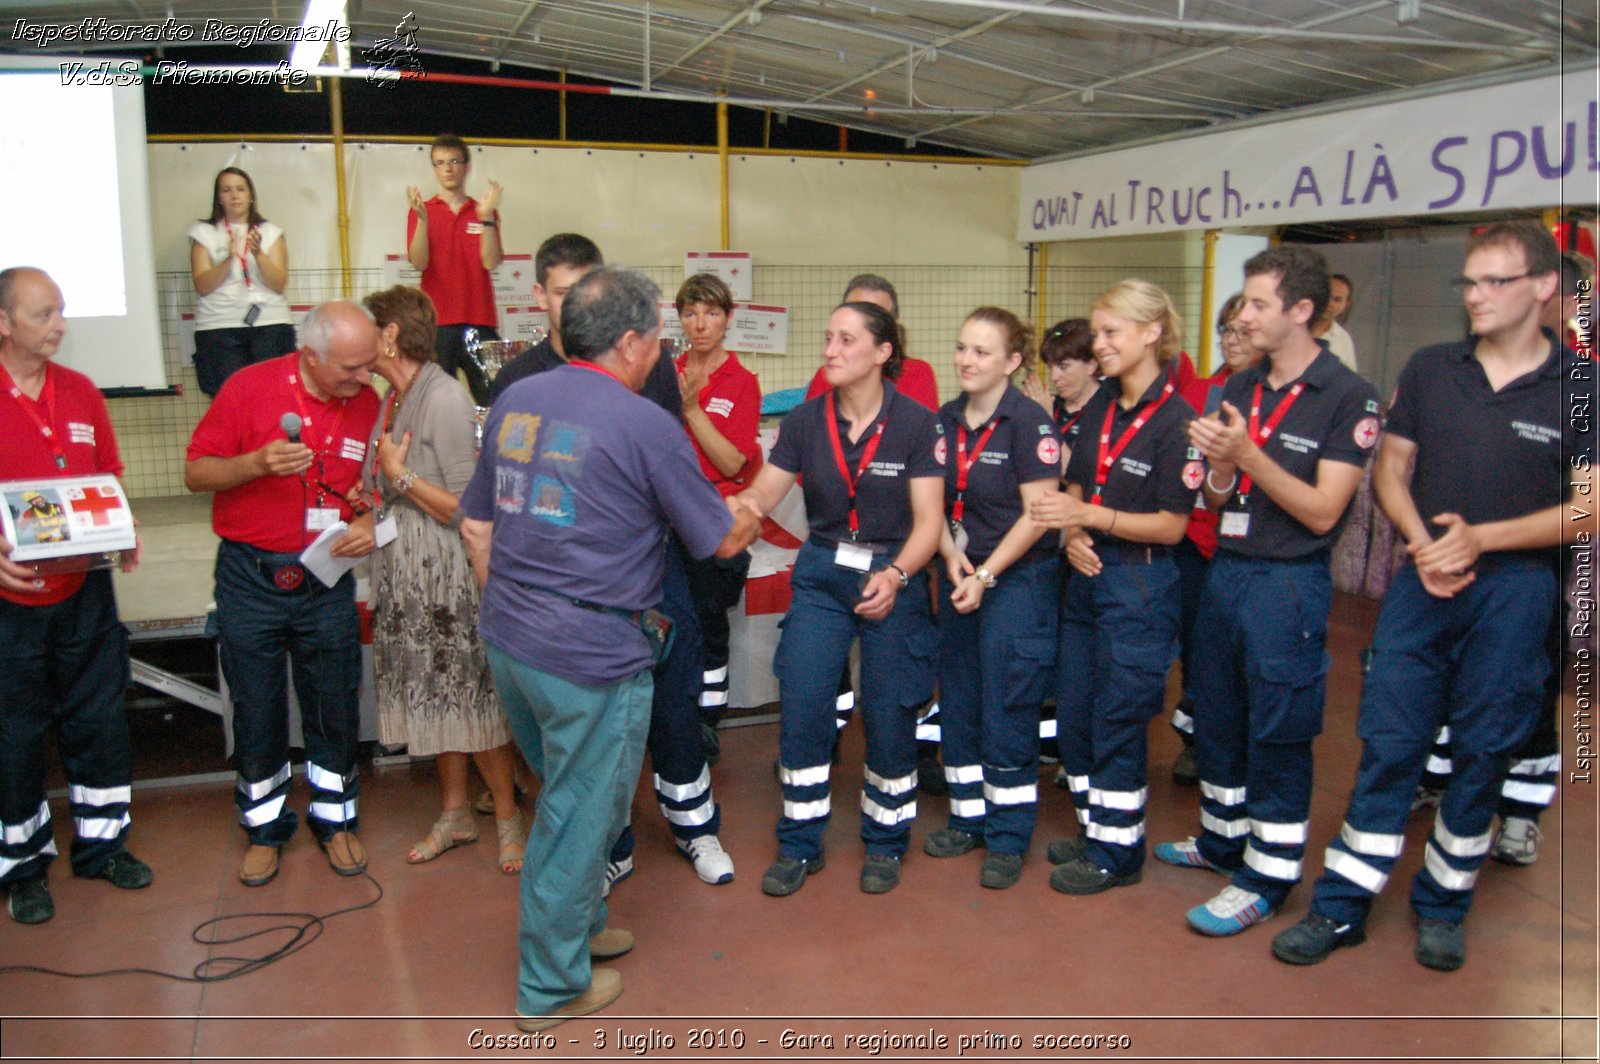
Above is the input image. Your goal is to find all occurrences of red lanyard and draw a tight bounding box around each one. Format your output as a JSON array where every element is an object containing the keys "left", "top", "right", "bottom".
[
  {"left": 370, "top": 389, "right": 401, "bottom": 508},
  {"left": 223, "top": 218, "right": 252, "bottom": 289},
  {"left": 951, "top": 418, "right": 999, "bottom": 523},
  {"left": 1236, "top": 381, "right": 1306, "bottom": 503},
  {"left": 569, "top": 361, "right": 626, "bottom": 386},
  {"left": 824, "top": 389, "right": 887, "bottom": 538},
  {"left": 1091, "top": 376, "right": 1175, "bottom": 504},
  {"left": 0, "top": 362, "right": 66, "bottom": 470},
  {"left": 287, "top": 372, "right": 347, "bottom": 457}
]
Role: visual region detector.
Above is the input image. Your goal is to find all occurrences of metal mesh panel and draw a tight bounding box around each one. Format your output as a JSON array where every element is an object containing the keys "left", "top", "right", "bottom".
[{"left": 110, "top": 262, "right": 1202, "bottom": 497}]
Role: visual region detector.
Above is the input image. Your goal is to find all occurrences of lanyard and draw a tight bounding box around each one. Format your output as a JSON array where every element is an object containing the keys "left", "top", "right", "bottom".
[
  {"left": 369, "top": 388, "right": 402, "bottom": 509},
  {"left": 1091, "top": 376, "right": 1175, "bottom": 505},
  {"left": 951, "top": 417, "right": 999, "bottom": 524},
  {"left": 1236, "top": 381, "right": 1306, "bottom": 503},
  {"left": 0, "top": 362, "right": 66, "bottom": 470},
  {"left": 223, "top": 218, "right": 252, "bottom": 289},
  {"left": 568, "top": 361, "right": 626, "bottom": 386},
  {"left": 824, "top": 389, "right": 887, "bottom": 538},
  {"left": 287, "top": 372, "right": 349, "bottom": 508}
]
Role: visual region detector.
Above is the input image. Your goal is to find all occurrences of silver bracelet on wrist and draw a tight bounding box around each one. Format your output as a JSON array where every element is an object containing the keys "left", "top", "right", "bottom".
[
  {"left": 394, "top": 469, "right": 419, "bottom": 495},
  {"left": 1206, "top": 469, "right": 1239, "bottom": 494}
]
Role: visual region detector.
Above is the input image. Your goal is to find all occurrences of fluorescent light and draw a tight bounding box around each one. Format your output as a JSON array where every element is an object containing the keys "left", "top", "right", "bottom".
[{"left": 290, "top": 0, "right": 349, "bottom": 72}]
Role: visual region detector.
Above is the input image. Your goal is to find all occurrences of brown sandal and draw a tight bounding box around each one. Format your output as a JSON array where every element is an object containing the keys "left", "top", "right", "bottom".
[
  {"left": 496, "top": 811, "right": 527, "bottom": 875},
  {"left": 407, "top": 808, "right": 478, "bottom": 864}
]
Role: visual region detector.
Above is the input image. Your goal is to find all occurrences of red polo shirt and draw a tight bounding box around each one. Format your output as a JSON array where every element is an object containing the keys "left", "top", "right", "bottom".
[
  {"left": 677, "top": 351, "right": 763, "bottom": 496},
  {"left": 1180, "top": 362, "right": 1230, "bottom": 560},
  {"left": 0, "top": 361, "right": 123, "bottom": 606},
  {"left": 406, "top": 195, "right": 498, "bottom": 327},
  {"left": 187, "top": 354, "right": 380, "bottom": 553}
]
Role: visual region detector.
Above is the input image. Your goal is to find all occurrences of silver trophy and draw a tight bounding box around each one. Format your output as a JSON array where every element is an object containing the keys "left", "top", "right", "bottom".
[{"left": 466, "top": 326, "right": 548, "bottom": 444}]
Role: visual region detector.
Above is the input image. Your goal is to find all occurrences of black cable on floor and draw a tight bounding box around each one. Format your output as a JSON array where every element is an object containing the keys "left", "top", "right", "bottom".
[{"left": 0, "top": 868, "right": 382, "bottom": 984}]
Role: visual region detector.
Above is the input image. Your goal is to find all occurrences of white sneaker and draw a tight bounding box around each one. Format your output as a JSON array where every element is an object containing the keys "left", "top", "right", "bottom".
[
  {"left": 676, "top": 835, "right": 735, "bottom": 885},
  {"left": 601, "top": 855, "right": 634, "bottom": 899},
  {"left": 1491, "top": 816, "right": 1541, "bottom": 866}
]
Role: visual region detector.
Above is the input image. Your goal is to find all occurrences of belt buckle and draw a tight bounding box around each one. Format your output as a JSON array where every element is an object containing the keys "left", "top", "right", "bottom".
[{"left": 273, "top": 563, "right": 306, "bottom": 591}]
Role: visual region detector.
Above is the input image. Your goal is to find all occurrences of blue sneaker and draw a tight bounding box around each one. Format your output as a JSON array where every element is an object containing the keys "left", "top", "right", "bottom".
[
  {"left": 1186, "top": 885, "right": 1275, "bottom": 936},
  {"left": 1154, "top": 838, "right": 1224, "bottom": 873},
  {"left": 600, "top": 855, "right": 633, "bottom": 899}
]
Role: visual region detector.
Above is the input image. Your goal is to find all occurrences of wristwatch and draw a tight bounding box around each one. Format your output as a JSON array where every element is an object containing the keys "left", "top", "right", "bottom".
[{"left": 974, "top": 566, "right": 998, "bottom": 589}]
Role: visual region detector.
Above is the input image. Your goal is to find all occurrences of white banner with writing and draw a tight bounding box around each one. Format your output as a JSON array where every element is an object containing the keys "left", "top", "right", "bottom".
[{"left": 1019, "top": 72, "right": 1596, "bottom": 241}]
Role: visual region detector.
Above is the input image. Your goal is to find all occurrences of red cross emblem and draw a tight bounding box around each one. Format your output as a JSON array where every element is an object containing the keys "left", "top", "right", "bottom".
[
  {"left": 71, "top": 485, "right": 124, "bottom": 526},
  {"left": 1037, "top": 436, "right": 1061, "bottom": 466},
  {"left": 1353, "top": 417, "right": 1380, "bottom": 449}
]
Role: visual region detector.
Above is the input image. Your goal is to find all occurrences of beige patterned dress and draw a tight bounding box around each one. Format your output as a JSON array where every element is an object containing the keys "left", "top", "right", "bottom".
[{"left": 364, "top": 362, "right": 510, "bottom": 755}]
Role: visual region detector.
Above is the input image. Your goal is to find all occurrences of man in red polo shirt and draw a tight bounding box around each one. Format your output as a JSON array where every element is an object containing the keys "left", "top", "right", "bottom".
[
  {"left": 407, "top": 132, "right": 504, "bottom": 406},
  {"left": 0, "top": 266, "right": 152, "bottom": 925},
  {"left": 185, "top": 301, "right": 380, "bottom": 888}
]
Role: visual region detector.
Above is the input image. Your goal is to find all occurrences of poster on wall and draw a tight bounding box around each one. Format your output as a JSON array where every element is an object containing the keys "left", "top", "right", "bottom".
[
  {"left": 1019, "top": 71, "right": 1597, "bottom": 241},
  {"left": 728, "top": 304, "right": 789, "bottom": 355},
  {"left": 684, "top": 251, "right": 753, "bottom": 301}
]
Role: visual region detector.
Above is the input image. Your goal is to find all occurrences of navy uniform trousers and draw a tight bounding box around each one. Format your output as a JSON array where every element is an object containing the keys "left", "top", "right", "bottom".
[
  {"left": 0, "top": 571, "right": 133, "bottom": 883},
  {"left": 1056, "top": 550, "right": 1181, "bottom": 875},
  {"left": 774, "top": 539, "right": 935, "bottom": 860},
  {"left": 1191, "top": 551, "right": 1333, "bottom": 907},
  {"left": 216, "top": 540, "right": 363, "bottom": 846},
  {"left": 610, "top": 535, "right": 720, "bottom": 865},
  {"left": 1309, "top": 560, "right": 1555, "bottom": 926},
  {"left": 937, "top": 555, "right": 1059, "bottom": 855}
]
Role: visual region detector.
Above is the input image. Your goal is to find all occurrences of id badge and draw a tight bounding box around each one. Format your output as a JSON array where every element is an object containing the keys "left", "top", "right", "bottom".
[
  {"left": 835, "top": 541, "right": 873, "bottom": 572},
  {"left": 306, "top": 507, "right": 341, "bottom": 531},
  {"left": 374, "top": 513, "right": 399, "bottom": 548},
  {"left": 1219, "top": 511, "right": 1250, "bottom": 538},
  {"left": 950, "top": 520, "right": 969, "bottom": 556}
]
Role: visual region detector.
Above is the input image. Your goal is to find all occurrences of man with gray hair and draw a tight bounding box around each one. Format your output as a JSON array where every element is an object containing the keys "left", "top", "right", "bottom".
[
  {"left": 460, "top": 266, "right": 759, "bottom": 1031},
  {"left": 185, "top": 300, "right": 381, "bottom": 888}
]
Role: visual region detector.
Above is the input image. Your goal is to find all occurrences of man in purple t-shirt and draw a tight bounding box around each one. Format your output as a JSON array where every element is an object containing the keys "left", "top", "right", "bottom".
[{"left": 460, "top": 266, "right": 758, "bottom": 1033}]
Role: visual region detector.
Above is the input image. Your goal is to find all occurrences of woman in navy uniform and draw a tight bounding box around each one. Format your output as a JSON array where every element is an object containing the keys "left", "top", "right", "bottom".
[
  {"left": 736, "top": 301, "right": 944, "bottom": 897},
  {"left": 921, "top": 307, "right": 1061, "bottom": 889},
  {"left": 1025, "top": 317, "right": 1100, "bottom": 460},
  {"left": 1029, "top": 280, "right": 1196, "bottom": 896}
]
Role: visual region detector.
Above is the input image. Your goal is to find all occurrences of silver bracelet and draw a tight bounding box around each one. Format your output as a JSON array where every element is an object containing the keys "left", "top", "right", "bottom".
[
  {"left": 1205, "top": 469, "right": 1239, "bottom": 494},
  {"left": 394, "top": 469, "right": 419, "bottom": 495}
]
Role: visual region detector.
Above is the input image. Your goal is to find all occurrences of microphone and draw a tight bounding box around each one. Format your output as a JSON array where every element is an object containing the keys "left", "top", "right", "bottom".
[{"left": 280, "top": 412, "right": 303, "bottom": 444}]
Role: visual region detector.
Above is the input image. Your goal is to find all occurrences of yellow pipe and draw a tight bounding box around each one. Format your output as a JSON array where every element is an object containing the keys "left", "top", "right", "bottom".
[
  {"left": 1199, "top": 229, "right": 1218, "bottom": 376},
  {"left": 146, "top": 132, "right": 1017, "bottom": 165},
  {"left": 718, "top": 99, "right": 730, "bottom": 250},
  {"left": 329, "top": 74, "right": 352, "bottom": 298}
]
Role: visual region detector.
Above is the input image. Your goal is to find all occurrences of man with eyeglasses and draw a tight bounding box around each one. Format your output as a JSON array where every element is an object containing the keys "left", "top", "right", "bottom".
[
  {"left": 1272, "top": 220, "right": 1589, "bottom": 972},
  {"left": 185, "top": 301, "right": 381, "bottom": 888},
  {"left": 407, "top": 133, "right": 504, "bottom": 406}
]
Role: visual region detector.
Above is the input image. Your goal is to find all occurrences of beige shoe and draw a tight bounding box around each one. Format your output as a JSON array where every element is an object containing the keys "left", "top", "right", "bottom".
[
  {"left": 320, "top": 831, "right": 368, "bottom": 876},
  {"left": 515, "top": 968, "right": 623, "bottom": 1032},
  {"left": 588, "top": 927, "right": 634, "bottom": 959},
  {"left": 239, "top": 845, "right": 279, "bottom": 887}
]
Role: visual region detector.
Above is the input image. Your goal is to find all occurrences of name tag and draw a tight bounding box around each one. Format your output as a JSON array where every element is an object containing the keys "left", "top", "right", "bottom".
[
  {"left": 1219, "top": 511, "right": 1250, "bottom": 538},
  {"left": 835, "top": 541, "right": 873, "bottom": 572},
  {"left": 306, "top": 507, "right": 341, "bottom": 531},
  {"left": 374, "top": 513, "right": 399, "bottom": 548},
  {"left": 466, "top": 221, "right": 484, "bottom": 235}
]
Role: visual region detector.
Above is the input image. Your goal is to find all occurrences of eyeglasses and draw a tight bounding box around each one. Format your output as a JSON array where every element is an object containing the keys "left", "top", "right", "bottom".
[
  {"left": 1449, "top": 273, "right": 1530, "bottom": 293},
  {"left": 1218, "top": 325, "right": 1249, "bottom": 340},
  {"left": 432, "top": 157, "right": 466, "bottom": 170}
]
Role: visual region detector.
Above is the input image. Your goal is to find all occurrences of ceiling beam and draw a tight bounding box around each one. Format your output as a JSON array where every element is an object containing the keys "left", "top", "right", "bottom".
[
  {"left": 650, "top": 0, "right": 778, "bottom": 81},
  {"left": 799, "top": 9, "right": 1020, "bottom": 105},
  {"left": 491, "top": 0, "right": 545, "bottom": 65},
  {"left": 909, "top": 0, "right": 1402, "bottom": 143},
  {"left": 907, "top": 0, "right": 1554, "bottom": 51}
]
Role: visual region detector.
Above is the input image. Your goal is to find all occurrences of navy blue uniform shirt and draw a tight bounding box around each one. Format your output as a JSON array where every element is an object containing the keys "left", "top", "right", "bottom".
[
  {"left": 1385, "top": 330, "right": 1591, "bottom": 564},
  {"left": 939, "top": 383, "right": 1062, "bottom": 564},
  {"left": 770, "top": 380, "right": 942, "bottom": 545},
  {"left": 1214, "top": 345, "right": 1379, "bottom": 560},
  {"left": 1064, "top": 368, "right": 1197, "bottom": 545}
]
